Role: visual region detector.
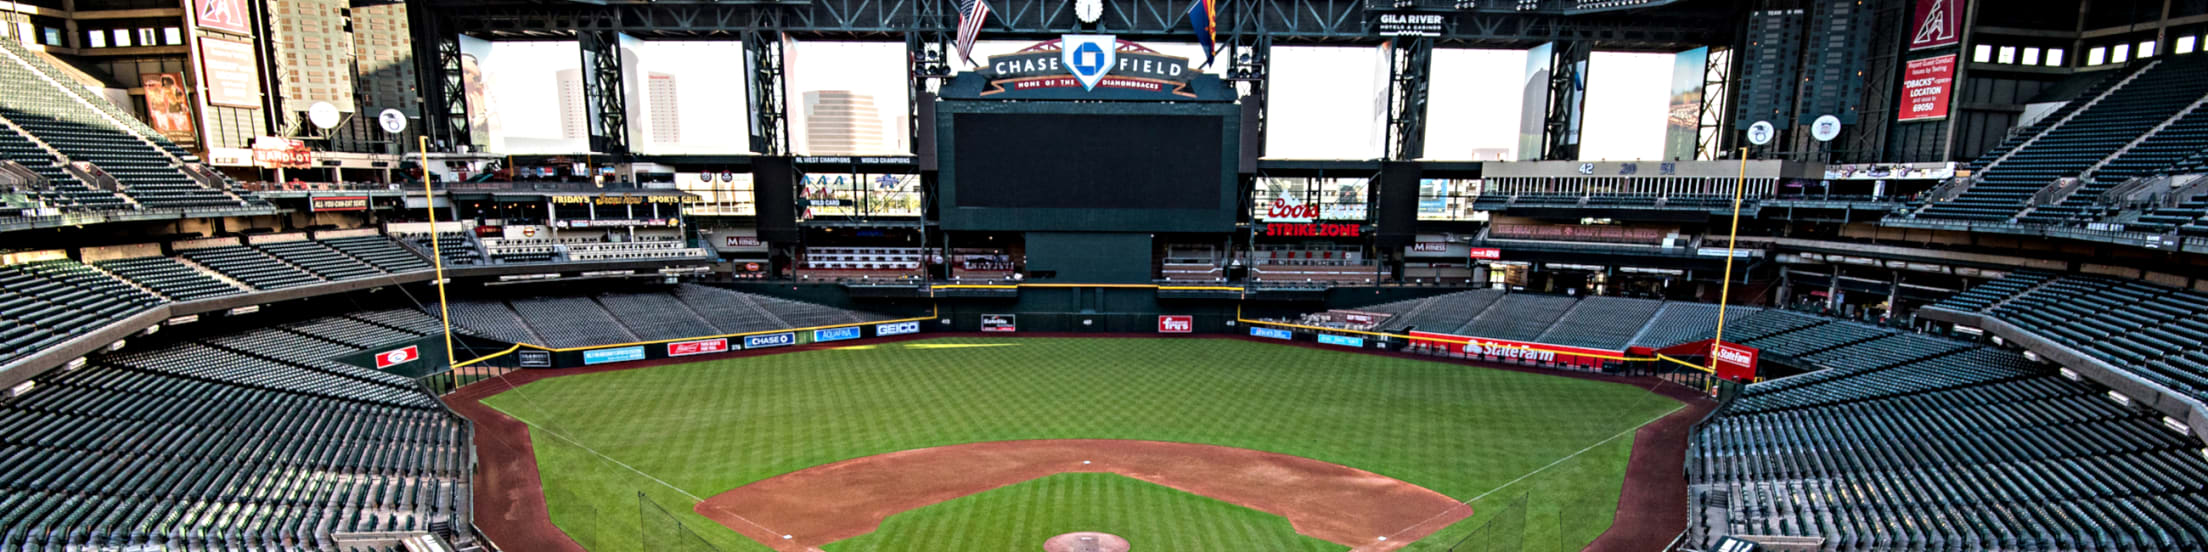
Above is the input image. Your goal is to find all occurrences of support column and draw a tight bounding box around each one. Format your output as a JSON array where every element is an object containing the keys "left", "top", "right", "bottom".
[
  {"left": 1542, "top": 41, "right": 1591, "bottom": 161},
  {"left": 578, "top": 31, "right": 629, "bottom": 155},
  {"left": 1383, "top": 37, "right": 1432, "bottom": 161},
  {"left": 747, "top": 30, "right": 791, "bottom": 156}
]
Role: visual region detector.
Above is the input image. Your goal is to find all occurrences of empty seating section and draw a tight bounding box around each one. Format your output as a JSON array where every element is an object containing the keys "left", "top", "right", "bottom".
[
  {"left": 1628, "top": 303, "right": 1763, "bottom": 348},
  {"left": 180, "top": 245, "right": 324, "bottom": 290},
  {"left": 0, "top": 124, "right": 127, "bottom": 210},
  {"left": 1369, "top": 289, "right": 1504, "bottom": 333},
  {"left": 347, "top": 307, "right": 449, "bottom": 335},
  {"left": 797, "top": 247, "right": 925, "bottom": 281},
  {"left": 92, "top": 256, "right": 243, "bottom": 301},
  {"left": 595, "top": 291, "right": 716, "bottom": 341},
  {"left": 0, "top": 259, "right": 164, "bottom": 365},
  {"left": 444, "top": 299, "right": 543, "bottom": 344},
  {"left": 1690, "top": 342, "right": 2208, "bottom": 551},
  {"left": 2024, "top": 102, "right": 2208, "bottom": 225},
  {"left": 1923, "top": 58, "right": 2208, "bottom": 222},
  {"left": 398, "top": 233, "right": 487, "bottom": 265},
  {"left": 282, "top": 316, "right": 428, "bottom": 349},
  {"left": 506, "top": 297, "right": 636, "bottom": 348},
  {"left": 1694, "top": 310, "right": 1826, "bottom": 343},
  {"left": 1534, "top": 297, "right": 1663, "bottom": 350},
  {"left": 672, "top": 284, "right": 793, "bottom": 331},
  {"left": 0, "top": 42, "right": 246, "bottom": 210},
  {"left": 0, "top": 310, "right": 469, "bottom": 550},
  {"left": 1937, "top": 271, "right": 2208, "bottom": 402},
  {"left": 1739, "top": 320, "right": 1892, "bottom": 358},
  {"left": 322, "top": 236, "right": 433, "bottom": 273},
  {"left": 1457, "top": 294, "right": 1577, "bottom": 341},
  {"left": 445, "top": 284, "right": 889, "bottom": 346},
  {"left": 255, "top": 241, "right": 384, "bottom": 281}
]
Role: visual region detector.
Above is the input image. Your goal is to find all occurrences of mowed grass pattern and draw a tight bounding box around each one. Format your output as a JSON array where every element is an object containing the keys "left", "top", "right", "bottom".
[
  {"left": 481, "top": 337, "right": 1683, "bottom": 551},
  {"left": 823, "top": 473, "right": 1340, "bottom": 552}
]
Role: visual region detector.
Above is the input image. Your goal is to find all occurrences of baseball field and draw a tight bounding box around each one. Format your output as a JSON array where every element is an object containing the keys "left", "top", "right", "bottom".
[{"left": 471, "top": 337, "right": 1687, "bottom": 551}]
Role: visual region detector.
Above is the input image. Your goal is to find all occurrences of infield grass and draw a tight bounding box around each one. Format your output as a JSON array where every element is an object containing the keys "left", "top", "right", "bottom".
[{"left": 482, "top": 337, "right": 1682, "bottom": 552}]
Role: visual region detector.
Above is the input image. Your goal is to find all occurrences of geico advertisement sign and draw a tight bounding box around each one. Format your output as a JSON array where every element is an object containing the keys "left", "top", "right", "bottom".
[{"left": 876, "top": 321, "right": 921, "bottom": 336}]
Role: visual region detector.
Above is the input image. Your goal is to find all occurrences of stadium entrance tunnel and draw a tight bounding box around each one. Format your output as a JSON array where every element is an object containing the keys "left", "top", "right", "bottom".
[{"left": 692, "top": 439, "right": 1474, "bottom": 551}]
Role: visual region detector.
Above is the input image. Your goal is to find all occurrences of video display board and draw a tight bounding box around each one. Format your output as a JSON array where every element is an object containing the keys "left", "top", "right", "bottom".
[{"left": 937, "top": 101, "right": 1238, "bottom": 232}]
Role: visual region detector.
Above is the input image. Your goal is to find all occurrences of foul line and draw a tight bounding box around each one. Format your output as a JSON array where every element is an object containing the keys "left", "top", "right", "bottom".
[
  {"left": 498, "top": 405, "right": 793, "bottom": 541},
  {"left": 1378, "top": 403, "right": 1688, "bottom": 542}
]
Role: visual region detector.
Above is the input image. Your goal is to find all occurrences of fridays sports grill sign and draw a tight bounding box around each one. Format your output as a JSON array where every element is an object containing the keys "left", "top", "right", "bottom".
[{"left": 979, "top": 36, "right": 1197, "bottom": 98}]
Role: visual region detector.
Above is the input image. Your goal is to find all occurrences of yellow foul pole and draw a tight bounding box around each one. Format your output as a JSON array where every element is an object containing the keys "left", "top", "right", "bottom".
[
  {"left": 1709, "top": 147, "right": 1750, "bottom": 383},
  {"left": 420, "top": 136, "right": 460, "bottom": 390}
]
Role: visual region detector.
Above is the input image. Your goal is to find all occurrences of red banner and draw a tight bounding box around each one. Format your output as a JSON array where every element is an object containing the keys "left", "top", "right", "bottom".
[
  {"left": 1157, "top": 315, "right": 1192, "bottom": 333},
  {"left": 667, "top": 338, "right": 729, "bottom": 357},
  {"left": 375, "top": 345, "right": 419, "bottom": 368},
  {"left": 1908, "top": 0, "right": 1962, "bottom": 51},
  {"left": 1712, "top": 341, "right": 1760, "bottom": 382},
  {"left": 141, "top": 73, "right": 195, "bottom": 140},
  {"left": 1407, "top": 331, "right": 1621, "bottom": 369},
  {"left": 1468, "top": 247, "right": 1501, "bottom": 260},
  {"left": 1899, "top": 55, "right": 1956, "bottom": 122}
]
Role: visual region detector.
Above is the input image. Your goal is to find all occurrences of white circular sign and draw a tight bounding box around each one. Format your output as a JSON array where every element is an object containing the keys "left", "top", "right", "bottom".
[
  {"left": 1075, "top": 0, "right": 1102, "bottom": 23},
  {"left": 377, "top": 108, "right": 408, "bottom": 134},
  {"left": 1747, "top": 120, "right": 1776, "bottom": 146},
  {"left": 308, "top": 102, "right": 341, "bottom": 129},
  {"left": 1811, "top": 115, "right": 1842, "bottom": 142}
]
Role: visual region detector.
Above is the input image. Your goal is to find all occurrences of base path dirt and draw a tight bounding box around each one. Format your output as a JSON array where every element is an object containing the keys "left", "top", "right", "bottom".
[{"left": 693, "top": 439, "right": 1474, "bottom": 552}]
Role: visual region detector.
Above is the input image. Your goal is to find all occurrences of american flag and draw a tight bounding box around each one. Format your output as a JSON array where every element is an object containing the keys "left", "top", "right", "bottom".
[{"left": 956, "top": 0, "right": 992, "bottom": 65}]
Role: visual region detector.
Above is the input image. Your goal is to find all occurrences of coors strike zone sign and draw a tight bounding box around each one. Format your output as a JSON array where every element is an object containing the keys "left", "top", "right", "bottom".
[{"left": 981, "top": 36, "right": 1197, "bottom": 98}]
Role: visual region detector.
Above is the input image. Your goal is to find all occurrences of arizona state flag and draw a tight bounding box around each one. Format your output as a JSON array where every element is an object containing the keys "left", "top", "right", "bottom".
[{"left": 1188, "top": 0, "right": 1216, "bottom": 67}]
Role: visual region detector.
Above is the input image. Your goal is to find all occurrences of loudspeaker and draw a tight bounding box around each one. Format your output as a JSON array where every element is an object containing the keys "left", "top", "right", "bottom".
[
  {"left": 1374, "top": 161, "right": 1420, "bottom": 248},
  {"left": 753, "top": 157, "right": 800, "bottom": 243},
  {"left": 917, "top": 91, "right": 939, "bottom": 171},
  {"left": 1237, "top": 100, "right": 1260, "bottom": 174}
]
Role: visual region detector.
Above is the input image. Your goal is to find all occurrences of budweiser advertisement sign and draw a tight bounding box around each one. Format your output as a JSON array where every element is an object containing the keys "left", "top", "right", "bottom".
[
  {"left": 374, "top": 345, "right": 419, "bottom": 369},
  {"left": 1712, "top": 342, "right": 1759, "bottom": 382},
  {"left": 1157, "top": 315, "right": 1193, "bottom": 333},
  {"left": 668, "top": 338, "right": 730, "bottom": 357}
]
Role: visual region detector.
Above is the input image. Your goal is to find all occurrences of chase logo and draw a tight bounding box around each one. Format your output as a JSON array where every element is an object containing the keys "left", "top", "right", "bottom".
[{"left": 1060, "top": 34, "right": 1118, "bottom": 91}]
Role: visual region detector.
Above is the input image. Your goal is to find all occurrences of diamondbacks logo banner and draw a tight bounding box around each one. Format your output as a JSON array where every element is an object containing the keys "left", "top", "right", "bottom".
[
  {"left": 1908, "top": 0, "right": 1962, "bottom": 51},
  {"left": 979, "top": 36, "right": 1197, "bottom": 97}
]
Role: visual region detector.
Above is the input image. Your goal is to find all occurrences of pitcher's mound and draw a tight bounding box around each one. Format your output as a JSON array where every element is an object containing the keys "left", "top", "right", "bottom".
[{"left": 1043, "top": 532, "right": 1130, "bottom": 552}]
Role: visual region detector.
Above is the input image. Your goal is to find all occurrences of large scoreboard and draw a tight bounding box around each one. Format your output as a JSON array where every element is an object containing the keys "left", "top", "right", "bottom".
[{"left": 934, "top": 37, "right": 1242, "bottom": 233}]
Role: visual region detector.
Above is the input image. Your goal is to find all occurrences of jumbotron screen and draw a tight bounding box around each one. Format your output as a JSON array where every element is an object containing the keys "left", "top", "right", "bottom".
[
  {"left": 952, "top": 113, "right": 1221, "bottom": 210},
  {"left": 938, "top": 105, "right": 1239, "bottom": 232}
]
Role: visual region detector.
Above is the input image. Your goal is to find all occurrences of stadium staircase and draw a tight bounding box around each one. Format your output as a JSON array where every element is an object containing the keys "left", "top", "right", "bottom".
[
  {"left": 0, "top": 39, "right": 259, "bottom": 211},
  {"left": 1914, "top": 57, "right": 2208, "bottom": 222},
  {"left": 0, "top": 307, "right": 478, "bottom": 550}
]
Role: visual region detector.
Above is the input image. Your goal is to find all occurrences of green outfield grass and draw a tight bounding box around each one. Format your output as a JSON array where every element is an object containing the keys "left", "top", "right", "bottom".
[{"left": 481, "top": 337, "right": 1683, "bottom": 552}]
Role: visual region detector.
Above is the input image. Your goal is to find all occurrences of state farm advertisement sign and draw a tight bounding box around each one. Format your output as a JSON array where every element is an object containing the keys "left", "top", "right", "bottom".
[
  {"left": 1408, "top": 331, "right": 1619, "bottom": 369},
  {"left": 1157, "top": 315, "right": 1192, "bottom": 333},
  {"left": 1712, "top": 342, "right": 1760, "bottom": 382},
  {"left": 1899, "top": 55, "right": 1956, "bottom": 122},
  {"left": 668, "top": 338, "right": 730, "bottom": 357},
  {"left": 375, "top": 345, "right": 419, "bottom": 368}
]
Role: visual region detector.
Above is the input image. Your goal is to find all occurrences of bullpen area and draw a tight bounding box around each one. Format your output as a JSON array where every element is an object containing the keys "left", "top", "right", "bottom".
[{"left": 459, "top": 337, "right": 1693, "bottom": 552}]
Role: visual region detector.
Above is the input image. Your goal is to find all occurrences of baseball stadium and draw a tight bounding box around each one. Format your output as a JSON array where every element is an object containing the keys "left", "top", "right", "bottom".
[{"left": 5, "top": 0, "right": 2208, "bottom": 551}]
